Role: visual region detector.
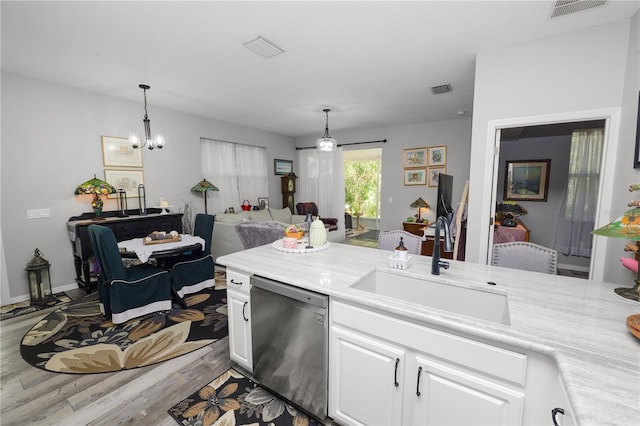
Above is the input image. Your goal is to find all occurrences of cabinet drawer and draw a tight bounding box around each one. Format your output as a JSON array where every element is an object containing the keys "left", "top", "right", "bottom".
[
  {"left": 332, "top": 301, "right": 527, "bottom": 385},
  {"left": 227, "top": 268, "right": 251, "bottom": 294}
]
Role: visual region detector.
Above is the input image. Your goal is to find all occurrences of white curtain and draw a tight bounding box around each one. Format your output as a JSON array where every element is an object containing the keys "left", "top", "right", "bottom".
[
  {"left": 298, "top": 148, "right": 346, "bottom": 242},
  {"left": 201, "top": 138, "right": 267, "bottom": 213},
  {"left": 236, "top": 144, "right": 269, "bottom": 206},
  {"left": 553, "top": 129, "right": 603, "bottom": 257}
]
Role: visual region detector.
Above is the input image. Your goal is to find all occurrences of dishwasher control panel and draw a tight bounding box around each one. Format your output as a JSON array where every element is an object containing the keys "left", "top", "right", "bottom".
[{"left": 250, "top": 275, "right": 328, "bottom": 308}]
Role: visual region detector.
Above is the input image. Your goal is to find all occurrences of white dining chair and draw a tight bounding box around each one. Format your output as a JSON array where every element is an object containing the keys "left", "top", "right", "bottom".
[
  {"left": 491, "top": 242, "right": 558, "bottom": 274},
  {"left": 378, "top": 230, "right": 423, "bottom": 255}
]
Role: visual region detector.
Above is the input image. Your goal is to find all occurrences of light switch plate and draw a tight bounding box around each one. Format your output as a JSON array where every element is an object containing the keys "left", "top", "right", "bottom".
[{"left": 26, "top": 208, "right": 51, "bottom": 219}]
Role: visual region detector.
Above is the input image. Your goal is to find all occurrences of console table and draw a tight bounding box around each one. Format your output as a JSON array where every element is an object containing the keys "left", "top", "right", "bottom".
[
  {"left": 494, "top": 219, "right": 530, "bottom": 243},
  {"left": 67, "top": 210, "right": 183, "bottom": 290}
]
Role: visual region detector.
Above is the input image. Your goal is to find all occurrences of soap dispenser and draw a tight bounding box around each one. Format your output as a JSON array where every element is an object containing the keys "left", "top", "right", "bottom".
[{"left": 395, "top": 237, "right": 408, "bottom": 260}]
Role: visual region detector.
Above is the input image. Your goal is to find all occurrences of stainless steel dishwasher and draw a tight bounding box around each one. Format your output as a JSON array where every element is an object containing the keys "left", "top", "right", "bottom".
[{"left": 250, "top": 275, "right": 328, "bottom": 419}]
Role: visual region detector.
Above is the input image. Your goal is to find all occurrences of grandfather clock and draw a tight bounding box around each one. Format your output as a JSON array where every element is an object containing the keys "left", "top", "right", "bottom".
[{"left": 281, "top": 172, "right": 297, "bottom": 213}]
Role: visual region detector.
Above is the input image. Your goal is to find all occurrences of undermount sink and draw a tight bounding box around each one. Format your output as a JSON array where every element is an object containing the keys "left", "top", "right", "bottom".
[{"left": 352, "top": 270, "right": 511, "bottom": 325}]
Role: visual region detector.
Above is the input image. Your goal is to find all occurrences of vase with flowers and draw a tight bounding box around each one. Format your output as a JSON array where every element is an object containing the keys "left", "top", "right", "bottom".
[{"left": 284, "top": 224, "right": 305, "bottom": 240}]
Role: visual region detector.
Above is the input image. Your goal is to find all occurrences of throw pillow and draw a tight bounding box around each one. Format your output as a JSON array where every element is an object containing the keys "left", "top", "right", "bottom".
[
  {"left": 249, "top": 209, "right": 273, "bottom": 222},
  {"left": 291, "top": 214, "right": 307, "bottom": 224},
  {"left": 216, "top": 211, "right": 250, "bottom": 224},
  {"left": 269, "top": 207, "right": 292, "bottom": 224}
]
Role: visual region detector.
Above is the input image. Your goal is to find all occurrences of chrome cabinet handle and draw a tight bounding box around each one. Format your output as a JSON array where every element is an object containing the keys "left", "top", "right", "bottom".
[
  {"left": 416, "top": 366, "right": 423, "bottom": 396},
  {"left": 242, "top": 301, "right": 248, "bottom": 321},
  {"left": 552, "top": 407, "right": 565, "bottom": 426},
  {"left": 230, "top": 279, "right": 243, "bottom": 286},
  {"left": 394, "top": 358, "right": 400, "bottom": 387}
]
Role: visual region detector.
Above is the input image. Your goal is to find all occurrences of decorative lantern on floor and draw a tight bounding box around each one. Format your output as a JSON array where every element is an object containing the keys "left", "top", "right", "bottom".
[{"left": 25, "top": 248, "right": 53, "bottom": 305}]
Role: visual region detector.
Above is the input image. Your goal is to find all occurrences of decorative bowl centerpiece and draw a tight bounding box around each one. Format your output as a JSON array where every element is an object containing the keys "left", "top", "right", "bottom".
[{"left": 284, "top": 224, "right": 304, "bottom": 240}]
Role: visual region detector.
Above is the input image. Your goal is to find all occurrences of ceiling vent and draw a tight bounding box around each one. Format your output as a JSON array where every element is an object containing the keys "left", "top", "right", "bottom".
[
  {"left": 549, "top": 0, "right": 607, "bottom": 19},
  {"left": 244, "top": 36, "right": 284, "bottom": 58},
  {"left": 431, "top": 84, "right": 452, "bottom": 95}
]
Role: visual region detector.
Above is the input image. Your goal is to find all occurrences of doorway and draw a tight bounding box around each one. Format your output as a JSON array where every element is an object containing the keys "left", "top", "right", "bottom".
[
  {"left": 485, "top": 108, "right": 621, "bottom": 281},
  {"left": 494, "top": 121, "right": 605, "bottom": 276},
  {"left": 344, "top": 148, "right": 382, "bottom": 247}
]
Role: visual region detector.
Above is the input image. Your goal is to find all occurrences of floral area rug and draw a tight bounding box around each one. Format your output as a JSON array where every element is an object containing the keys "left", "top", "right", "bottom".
[
  {"left": 168, "top": 368, "right": 322, "bottom": 426},
  {"left": 1, "top": 292, "right": 71, "bottom": 321},
  {"left": 20, "top": 271, "right": 227, "bottom": 374}
]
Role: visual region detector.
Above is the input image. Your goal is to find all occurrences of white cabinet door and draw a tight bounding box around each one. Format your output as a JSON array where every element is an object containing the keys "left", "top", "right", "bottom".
[
  {"left": 227, "top": 290, "right": 252, "bottom": 371},
  {"left": 330, "top": 326, "right": 405, "bottom": 426},
  {"left": 411, "top": 355, "right": 525, "bottom": 426}
]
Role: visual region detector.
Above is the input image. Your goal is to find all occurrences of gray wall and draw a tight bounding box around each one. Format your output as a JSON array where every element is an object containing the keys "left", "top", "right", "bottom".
[
  {"left": 497, "top": 136, "right": 571, "bottom": 248},
  {"left": 295, "top": 116, "right": 472, "bottom": 233},
  {"left": 1, "top": 72, "right": 295, "bottom": 301}
]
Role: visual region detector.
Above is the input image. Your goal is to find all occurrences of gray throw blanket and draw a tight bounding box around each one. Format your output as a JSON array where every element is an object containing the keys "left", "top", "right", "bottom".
[{"left": 234, "top": 221, "right": 288, "bottom": 249}]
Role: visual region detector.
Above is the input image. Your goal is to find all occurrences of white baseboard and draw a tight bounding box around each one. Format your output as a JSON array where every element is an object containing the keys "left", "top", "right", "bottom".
[
  {"left": 7, "top": 282, "right": 79, "bottom": 305},
  {"left": 557, "top": 263, "right": 590, "bottom": 273}
]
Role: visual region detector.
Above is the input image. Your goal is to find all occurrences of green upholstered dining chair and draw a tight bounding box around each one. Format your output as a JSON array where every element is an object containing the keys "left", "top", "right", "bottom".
[
  {"left": 170, "top": 214, "right": 216, "bottom": 299},
  {"left": 88, "top": 224, "right": 173, "bottom": 324}
]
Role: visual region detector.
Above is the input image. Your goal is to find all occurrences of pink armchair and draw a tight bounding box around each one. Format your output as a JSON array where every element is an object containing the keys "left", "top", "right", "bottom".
[{"left": 295, "top": 202, "right": 338, "bottom": 231}]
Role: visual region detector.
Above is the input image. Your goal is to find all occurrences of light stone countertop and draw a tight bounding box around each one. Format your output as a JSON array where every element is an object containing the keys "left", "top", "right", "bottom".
[{"left": 217, "top": 242, "right": 640, "bottom": 425}]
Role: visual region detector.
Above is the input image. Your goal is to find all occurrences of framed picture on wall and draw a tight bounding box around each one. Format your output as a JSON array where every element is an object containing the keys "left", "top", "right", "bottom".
[
  {"left": 504, "top": 159, "right": 551, "bottom": 201},
  {"left": 101, "top": 136, "right": 143, "bottom": 168},
  {"left": 428, "top": 146, "right": 446, "bottom": 166},
  {"left": 274, "top": 159, "right": 293, "bottom": 175},
  {"left": 403, "top": 148, "right": 427, "bottom": 167},
  {"left": 428, "top": 166, "right": 446, "bottom": 187},
  {"left": 258, "top": 197, "right": 269, "bottom": 210},
  {"left": 104, "top": 169, "right": 144, "bottom": 199},
  {"left": 403, "top": 168, "right": 427, "bottom": 186}
]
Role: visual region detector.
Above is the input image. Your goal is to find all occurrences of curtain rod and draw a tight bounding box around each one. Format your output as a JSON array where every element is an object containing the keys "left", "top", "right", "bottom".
[
  {"left": 296, "top": 138, "right": 387, "bottom": 150},
  {"left": 201, "top": 137, "right": 266, "bottom": 149}
]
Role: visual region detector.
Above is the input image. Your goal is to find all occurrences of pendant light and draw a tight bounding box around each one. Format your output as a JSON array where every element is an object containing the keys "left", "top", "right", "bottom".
[
  {"left": 129, "top": 84, "right": 165, "bottom": 150},
  {"left": 316, "top": 108, "right": 337, "bottom": 152}
]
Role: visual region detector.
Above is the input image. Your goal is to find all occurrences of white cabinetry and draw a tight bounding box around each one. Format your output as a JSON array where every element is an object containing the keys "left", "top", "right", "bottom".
[
  {"left": 411, "top": 355, "right": 524, "bottom": 425},
  {"left": 226, "top": 268, "right": 252, "bottom": 372},
  {"left": 331, "top": 327, "right": 405, "bottom": 425},
  {"left": 329, "top": 300, "right": 527, "bottom": 426}
]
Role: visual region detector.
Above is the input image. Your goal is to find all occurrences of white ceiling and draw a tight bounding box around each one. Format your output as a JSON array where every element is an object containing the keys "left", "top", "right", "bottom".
[{"left": 2, "top": 1, "right": 638, "bottom": 138}]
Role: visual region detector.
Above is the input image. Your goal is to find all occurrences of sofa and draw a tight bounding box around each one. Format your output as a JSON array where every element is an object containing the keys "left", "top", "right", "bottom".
[{"left": 211, "top": 207, "right": 308, "bottom": 260}]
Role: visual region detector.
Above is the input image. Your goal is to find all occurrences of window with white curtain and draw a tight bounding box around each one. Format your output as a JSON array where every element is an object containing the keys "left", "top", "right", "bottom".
[
  {"left": 200, "top": 138, "right": 268, "bottom": 213},
  {"left": 297, "top": 148, "right": 345, "bottom": 241},
  {"left": 553, "top": 128, "right": 603, "bottom": 257}
]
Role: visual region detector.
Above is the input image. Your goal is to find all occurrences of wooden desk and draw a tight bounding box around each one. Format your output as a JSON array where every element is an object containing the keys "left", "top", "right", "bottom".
[
  {"left": 402, "top": 221, "right": 428, "bottom": 236},
  {"left": 67, "top": 210, "right": 183, "bottom": 290},
  {"left": 402, "top": 221, "right": 454, "bottom": 259},
  {"left": 494, "top": 219, "right": 530, "bottom": 243}
]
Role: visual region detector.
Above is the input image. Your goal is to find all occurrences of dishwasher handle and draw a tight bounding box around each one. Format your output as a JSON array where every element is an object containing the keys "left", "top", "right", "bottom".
[{"left": 251, "top": 275, "right": 328, "bottom": 308}]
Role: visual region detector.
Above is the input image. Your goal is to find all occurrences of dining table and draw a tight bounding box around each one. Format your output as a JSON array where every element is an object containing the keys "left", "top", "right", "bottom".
[{"left": 117, "top": 234, "right": 205, "bottom": 264}]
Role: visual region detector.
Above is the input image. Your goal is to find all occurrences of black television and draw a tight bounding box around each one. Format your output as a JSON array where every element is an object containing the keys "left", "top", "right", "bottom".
[{"left": 437, "top": 173, "right": 454, "bottom": 223}]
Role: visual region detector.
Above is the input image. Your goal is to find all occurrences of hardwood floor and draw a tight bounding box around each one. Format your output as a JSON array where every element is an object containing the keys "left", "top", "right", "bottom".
[{"left": 0, "top": 289, "right": 233, "bottom": 426}]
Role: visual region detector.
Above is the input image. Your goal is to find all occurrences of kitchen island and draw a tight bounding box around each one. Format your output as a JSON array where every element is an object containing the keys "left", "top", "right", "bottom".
[{"left": 217, "top": 242, "right": 639, "bottom": 425}]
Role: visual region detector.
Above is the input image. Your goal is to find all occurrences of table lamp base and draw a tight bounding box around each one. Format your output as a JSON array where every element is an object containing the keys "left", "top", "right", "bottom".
[{"left": 614, "top": 281, "right": 640, "bottom": 302}]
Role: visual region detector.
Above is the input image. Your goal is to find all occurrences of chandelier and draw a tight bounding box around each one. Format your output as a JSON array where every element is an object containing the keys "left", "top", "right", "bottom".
[
  {"left": 129, "top": 84, "right": 165, "bottom": 150},
  {"left": 316, "top": 108, "right": 337, "bottom": 152}
]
